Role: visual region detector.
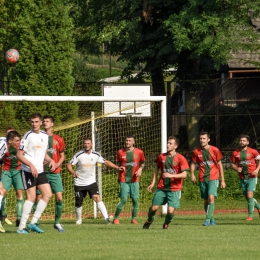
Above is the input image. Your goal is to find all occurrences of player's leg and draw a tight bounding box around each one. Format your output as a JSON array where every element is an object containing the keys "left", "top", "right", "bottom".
[
  {"left": 143, "top": 189, "right": 165, "bottom": 229},
  {"left": 130, "top": 182, "right": 139, "bottom": 224},
  {"left": 0, "top": 183, "right": 7, "bottom": 232},
  {"left": 74, "top": 186, "right": 85, "bottom": 224},
  {"left": 246, "top": 178, "right": 257, "bottom": 220},
  {"left": 113, "top": 182, "right": 129, "bottom": 224}
]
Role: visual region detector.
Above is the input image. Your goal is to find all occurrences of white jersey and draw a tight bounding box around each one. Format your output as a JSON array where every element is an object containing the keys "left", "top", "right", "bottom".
[
  {"left": 0, "top": 139, "right": 7, "bottom": 160},
  {"left": 69, "top": 149, "right": 105, "bottom": 186},
  {"left": 19, "top": 130, "right": 48, "bottom": 174}
]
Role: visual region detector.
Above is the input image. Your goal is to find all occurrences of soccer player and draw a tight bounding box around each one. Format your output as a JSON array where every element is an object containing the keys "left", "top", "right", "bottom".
[
  {"left": 16, "top": 113, "right": 56, "bottom": 234},
  {"left": 0, "top": 131, "right": 24, "bottom": 233},
  {"left": 67, "top": 137, "right": 123, "bottom": 224},
  {"left": 143, "top": 136, "right": 189, "bottom": 229},
  {"left": 113, "top": 135, "right": 145, "bottom": 224},
  {"left": 231, "top": 134, "right": 260, "bottom": 220},
  {"left": 0, "top": 126, "right": 23, "bottom": 227},
  {"left": 190, "top": 131, "right": 226, "bottom": 226},
  {"left": 34, "top": 115, "right": 65, "bottom": 232}
]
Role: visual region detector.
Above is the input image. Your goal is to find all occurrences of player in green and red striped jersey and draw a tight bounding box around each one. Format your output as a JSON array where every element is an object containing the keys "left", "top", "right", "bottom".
[
  {"left": 113, "top": 135, "right": 145, "bottom": 225},
  {"left": 143, "top": 136, "right": 189, "bottom": 229},
  {"left": 231, "top": 134, "right": 260, "bottom": 221},
  {"left": 0, "top": 131, "right": 24, "bottom": 232},
  {"left": 190, "top": 132, "right": 226, "bottom": 226}
]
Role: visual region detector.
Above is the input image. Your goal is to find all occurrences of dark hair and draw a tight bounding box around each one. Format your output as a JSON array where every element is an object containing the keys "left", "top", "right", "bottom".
[
  {"left": 6, "top": 131, "right": 20, "bottom": 142},
  {"left": 126, "top": 135, "right": 135, "bottom": 140},
  {"left": 200, "top": 131, "right": 210, "bottom": 138},
  {"left": 6, "top": 126, "right": 16, "bottom": 132},
  {"left": 239, "top": 134, "right": 250, "bottom": 142},
  {"left": 31, "top": 113, "right": 42, "bottom": 120},
  {"left": 43, "top": 115, "right": 54, "bottom": 123},
  {"left": 168, "top": 136, "right": 180, "bottom": 147},
  {"left": 83, "top": 137, "right": 92, "bottom": 142}
]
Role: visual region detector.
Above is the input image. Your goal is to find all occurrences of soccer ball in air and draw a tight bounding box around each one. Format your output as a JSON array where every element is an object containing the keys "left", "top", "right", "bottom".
[{"left": 5, "top": 49, "right": 20, "bottom": 63}]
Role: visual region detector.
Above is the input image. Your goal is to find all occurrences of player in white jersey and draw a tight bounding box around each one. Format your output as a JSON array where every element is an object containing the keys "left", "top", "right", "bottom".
[
  {"left": 67, "top": 137, "right": 123, "bottom": 224},
  {"left": 16, "top": 113, "right": 57, "bottom": 234}
]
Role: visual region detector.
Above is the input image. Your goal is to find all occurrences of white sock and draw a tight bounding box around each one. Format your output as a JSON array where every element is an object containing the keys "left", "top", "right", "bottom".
[
  {"left": 30, "top": 199, "right": 47, "bottom": 224},
  {"left": 0, "top": 195, "right": 3, "bottom": 210},
  {"left": 18, "top": 200, "right": 33, "bottom": 230},
  {"left": 75, "top": 206, "right": 82, "bottom": 221},
  {"left": 97, "top": 201, "right": 108, "bottom": 220}
]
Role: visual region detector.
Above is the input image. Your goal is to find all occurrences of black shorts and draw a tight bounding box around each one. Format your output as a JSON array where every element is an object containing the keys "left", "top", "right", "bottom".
[
  {"left": 21, "top": 170, "right": 49, "bottom": 190},
  {"left": 74, "top": 182, "right": 99, "bottom": 199}
]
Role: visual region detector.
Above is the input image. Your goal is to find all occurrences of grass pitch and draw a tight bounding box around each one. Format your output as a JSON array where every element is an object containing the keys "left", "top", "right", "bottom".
[{"left": 1, "top": 211, "right": 259, "bottom": 260}]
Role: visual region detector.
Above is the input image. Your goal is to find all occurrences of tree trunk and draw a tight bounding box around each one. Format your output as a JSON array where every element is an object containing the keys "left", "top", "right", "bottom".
[{"left": 151, "top": 68, "right": 166, "bottom": 96}]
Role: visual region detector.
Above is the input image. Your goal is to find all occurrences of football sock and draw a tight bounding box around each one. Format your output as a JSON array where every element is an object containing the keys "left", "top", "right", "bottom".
[
  {"left": 164, "top": 213, "right": 174, "bottom": 225},
  {"left": 16, "top": 199, "right": 24, "bottom": 219},
  {"left": 248, "top": 198, "right": 254, "bottom": 217},
  {"left": 253, "top": 198, "right": 260, "bottom": 210},
  {"left": 32, "top": 201, "right": 38, "bottom": 213},
  {"left": 204, "top": 203, "right": 208, "bottom": 213},
  {"left": 147, "top": 207, "right": 156, "bottom": 223},
  {"left": 0, "top": 196, "right": 6, "bottom": 215},
  {"left": 55, "top": 201, "right": 63, "bottom": 224},
  {"left": 75, "top": 206, "right": 82, "bottom": 221},
  {"left": 114, "top": 198, "right": 127, "bottom": 219},
  {"left": 30, "top": 199, "right": 47, "bottom": 224},
  {"left": 19, "top": 200, "right": 33, "bottom": 230},
  {"left": 131, "top": 198, "right": 139, "bottom": 220},
  {"left": 206, "top": 203, "right": 215, "bottom": 222},
  {"left": 97, "top": 201, "right": 108, "bottom": 220}
]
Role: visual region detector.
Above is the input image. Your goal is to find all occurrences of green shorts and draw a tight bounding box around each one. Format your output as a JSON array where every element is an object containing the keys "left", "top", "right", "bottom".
[
  {"left": 240, "top": 178, "right": 257, "bottom": 195},
  {"left": 199, "top": 180, "right": 219, "bottom": 199},
  {"left": 36, "top": 173, "right": 63, "bottom": 194},
  {"left": 119, "top": 182, "right": 139, "bottom": 199},
  {"left": 152, "top": 189, "right": 181, "bottom": 208},
  {"left": 1, "top": 169, "right": 24, "bottom": 191}
]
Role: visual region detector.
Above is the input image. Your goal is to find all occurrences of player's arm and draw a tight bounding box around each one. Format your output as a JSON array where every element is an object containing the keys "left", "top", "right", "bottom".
[
  {"left": 162, "top": 170, "right": 187, "bottom": 179},
  {"left": 190, "top": 162, "right": 196, "bottom": 183},
  {"left": 136, "top": 162, "right": 145, "bottom": 177},
  {"left": 218, "top": 160, "right": 226, "bottom": 188},
  {"left": 67, "top": 162, "right": 79, "bottom": 178},
  {"left": 148, "top": 166, "right": 159, "bottom": 192},
  {"left": 17, "top": 149, "right": 38, "bottom": 177},
  {"left": 56, "top": 151, "right": 65, "bottom": 168},
  {"left": 104, "top": 160, "right": 123, "bottom": 171},
  {"left": 252, "top": 156, "right": 260, "bottom": 176},
  {"left": 44, "top": 152, "right": 57, "bottom": 172}
]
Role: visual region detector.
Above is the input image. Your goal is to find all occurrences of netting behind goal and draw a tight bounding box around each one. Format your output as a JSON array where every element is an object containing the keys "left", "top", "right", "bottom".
[{"left": 1, "top": 96, "right": 166, "bottom": 220}]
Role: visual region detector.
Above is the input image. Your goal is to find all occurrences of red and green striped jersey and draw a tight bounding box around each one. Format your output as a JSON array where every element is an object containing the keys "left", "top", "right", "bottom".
[
  {"left": 192, "top": 146, "right": 222, "bottom": 182},
  {"left": 231, "top": 147, "right": 260, "bottom": 180},
  {"left": 117, "top": 148, "right": 145, "bottom": 183},
  {"left": 3, "top": 142, "right": 21, "bottom": 170},
  {"left": 44, "top": 134, "right": 65, "bottom": 174},
  {"left": 156, "top": 153, "right": 189, "bottom": 191}
]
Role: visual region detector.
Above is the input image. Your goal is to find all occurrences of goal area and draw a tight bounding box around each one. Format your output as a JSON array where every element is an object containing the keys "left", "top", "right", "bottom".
[{"left": 0, "top": 96, "right": 166, "bottom": 220}]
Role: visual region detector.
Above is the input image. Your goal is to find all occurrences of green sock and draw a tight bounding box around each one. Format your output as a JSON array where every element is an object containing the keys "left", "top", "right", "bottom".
[
  {"left": 204, "top": 203, "right": 208, "bottom": 213},
  {"left": 55, "top": 201, "right": 63, "bottom": 224},
  {"left": 1, "top": 197, "right": 7, "bottom": 216},
  {"left": 206, "top": 203, "right": 215, "bottom": 222},
  {"left": 253, "top": 199, "right": 260, "bottom": 210},
  {"left": 164, "top": 213, "right": 174, "bottom": 225},
  {"left": 131, "top": 198, "right": 138, "bottom": 220},
  {"left": 33, "top": 201, "right": 38, "bottom": 213},
  {"left": 147, "top": 207, "right": 156, "bottom": 223},
  {"left": 248, "top": 198, "right": 254, "bottom": 217},
  {"left": 16, "top": 199, "right": 24, "bottom": 219},
  {"left": 114, "top": 198, "right": 127, "bottom": 219}
]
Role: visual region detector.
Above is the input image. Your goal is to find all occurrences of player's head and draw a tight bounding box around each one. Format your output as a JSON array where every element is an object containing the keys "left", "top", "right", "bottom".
[
  {"left": 6, "top": 131, "right": 20, "bottom": 148},
  {"left": 167, "top": 136, "right": 180, "bottom": 152},
  {"left": 83, "top": 137, "right": 92, "bottom": 152},
  {"left": 200, "top": 131, "right": 210, "bottom": 148},
  {"left": 30, "top": 113, "right": 42, "bottom": 132},
  {"left": 43, "top": 115, "right": 54, "bottom": 130},
  {"left": 125, "top": 135, "right": 135, "bottom": 149},
  {"left": 6, "top": 126, "right": 16, "bottom": 135},
  {"left": 239, "top": 134, "right": 249, "bottom": 149}
]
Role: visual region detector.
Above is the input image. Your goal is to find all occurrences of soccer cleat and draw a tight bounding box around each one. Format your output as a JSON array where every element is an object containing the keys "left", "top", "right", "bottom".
[
  {"left": 54, "top": 223, "right": 65, "bottom": 232},
  {"left": 113, "top": 218, "right": 120, "bottom": 225},
  {"left": 27, "top": 223, "right": 44, "bottom": 233},
  {"left": 131, "top": 219, "right": 138, "bottom": 224},
  {"left": 0, "top": 214, "right": 6, "bottom": 226},
  {"left": 246, "top": 216, "right": 253, "bottom": 221},
  {"left": 211, "top": 220, "right": 216, "bottom": 226},
  {"left": 143, "top": 220, "right": 152, "bottom": 229},
  {"left": 76, "top": 219, "right": 82, "bottom": 225},
  {"left": 5, "top": 217, "right": 12, "bottom": 225},
  {"left": 163, "top": 223, "right": 169, "bottom": 229},
  {"left": 16, "top": 228, "right": 30, "bottom": 234},
  {"left": 16, "top": 219, "right": 20, "bottom": 227},
  {"left": 203, "top": 220, "right": 210, "bottom": 226},
  {"left": 0, "top": 223, "right": 5, "bottom": 233},
  {"left": 258, "top": 210, "right": 260, "bottom": 217}
]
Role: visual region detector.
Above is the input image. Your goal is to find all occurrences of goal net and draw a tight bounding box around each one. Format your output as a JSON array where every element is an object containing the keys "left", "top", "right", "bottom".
[{"left": 0, "top": 96, "right": 166, "bottom": 220}]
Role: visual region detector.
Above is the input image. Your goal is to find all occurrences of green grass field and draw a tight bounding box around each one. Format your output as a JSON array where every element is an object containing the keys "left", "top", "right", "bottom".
[{"left": 1, "top": 208, "right": 259, "bottom": 260}]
